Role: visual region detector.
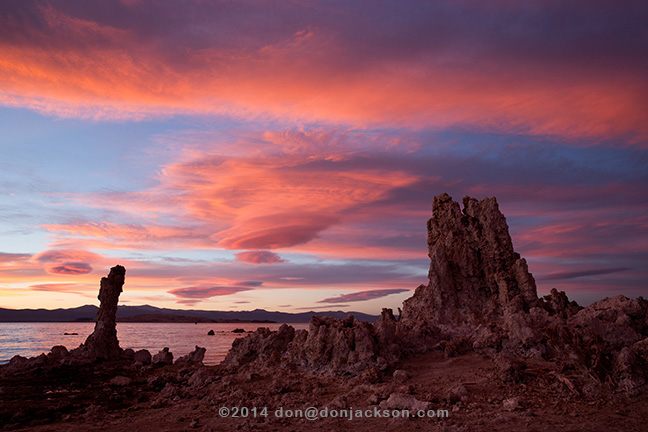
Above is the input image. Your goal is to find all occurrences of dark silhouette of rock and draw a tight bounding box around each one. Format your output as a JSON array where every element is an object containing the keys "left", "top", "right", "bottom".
[
  {"left": 47, "top": 345, "right": 68, "bottom": 362},
  {"left": 207, "top": 329, "right": 215, "bottom": 335},
  {"left": 152, "top": 347, "right": 173, "bottom": 365},
  {"left": 121, "top": 348, "right": 135, "bottom": 361},
  {"left": 232, "top": 328, "right": 245, "bottom": 333},
  {"left": 541, "top": 288, "right": 582, "bottom": 319},
  {"left": 74, "top": 265, "right": 125, "bottom": 361},
  {"left": 175, "top": 346, "right": 206, "bottom": 365},
  {"left": 133, "top": 349, "right": 152, "bottom": 365}
]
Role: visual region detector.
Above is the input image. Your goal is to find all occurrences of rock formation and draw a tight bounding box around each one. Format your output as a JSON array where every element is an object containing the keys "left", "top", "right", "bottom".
[
  {"left": 222, "top": 193, "right": 648, "bottom": 397},
  {"left": 74, "top": 265, "right": 126, "bottom": 361},
  {"left": 175, "top": 346, "right": 206, "bottom": 365},
  {"left": 223, "top": 313, "right": 401, "bottom": 374},
  {"left": 399, "top": 193, "right": 538, "bottom": 333}
]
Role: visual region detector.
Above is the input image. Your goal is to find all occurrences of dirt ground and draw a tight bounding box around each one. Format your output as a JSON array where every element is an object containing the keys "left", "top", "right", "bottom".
[{"left": 2, "top": 350, "right": 647, "bottom": 432}]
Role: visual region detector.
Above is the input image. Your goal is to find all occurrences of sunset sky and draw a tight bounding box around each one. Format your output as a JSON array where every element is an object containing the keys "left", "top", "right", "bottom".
[{"left": 1, "top": 0, "right": 647, "bottom": 314}]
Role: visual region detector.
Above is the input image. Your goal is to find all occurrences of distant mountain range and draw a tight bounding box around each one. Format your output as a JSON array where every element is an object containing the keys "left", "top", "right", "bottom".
[{"left": 0, "top": 304, "right": 379, "bottom": 323}]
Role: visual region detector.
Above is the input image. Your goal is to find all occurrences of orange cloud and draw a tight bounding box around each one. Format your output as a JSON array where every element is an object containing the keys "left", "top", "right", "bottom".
[{"left": 1, "top": 3, "right": 646, "bottom": 141}]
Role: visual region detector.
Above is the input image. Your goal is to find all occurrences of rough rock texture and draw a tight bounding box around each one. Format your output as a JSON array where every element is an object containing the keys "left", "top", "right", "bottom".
[
  {"left": 152, "top": 347, "right": 174, "bottom": 365},
  {"left": 133, "top": 349, "right": 152, "bottom": 365},
  {"left": 74, "top": 265, "right": 125, "bottom": 361},
  {"left": 175, "top": 346, "right": 206, "bottom": 365},
  {"left": 399, "top": 193, "right": 538, "bottom": 332},
  {"left": 223, "top": 314, "right": 401, "bottom": 374}
]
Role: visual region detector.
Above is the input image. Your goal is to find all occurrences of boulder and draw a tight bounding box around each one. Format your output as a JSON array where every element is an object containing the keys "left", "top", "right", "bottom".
[
  {"left": 134, "top": 349, "right": 152, "bottom": 365},
  {"left": 152, "top": 347, "right": 173, "bottom": 365},
  {"left": 175, "top": 346, "right": 206, "bottom": 365}
]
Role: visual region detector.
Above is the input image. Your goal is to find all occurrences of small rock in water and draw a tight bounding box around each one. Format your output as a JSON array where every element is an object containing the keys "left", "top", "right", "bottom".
[{"left": 207, "top": 329, "right": 215, "bottom": 336}]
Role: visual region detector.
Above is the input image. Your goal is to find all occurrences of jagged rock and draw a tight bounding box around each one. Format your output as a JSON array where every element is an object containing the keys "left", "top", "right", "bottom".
[
  {"left": 223, "top": 315, "right": 399, "bottom": 374},
  {"left": 223, "top": 324, "right": 295, "bottom": 369},
  {"left": 296, "top": 315, "right": 379, "bottom": 373},
  {"left": 152, "top": 347, "right": 173, "bottom": 365},
  {"left": 175, "top": 346, "right": 206, "bottom": 365},
  {"left": 134, "top": 349, "right": 152, "bottom": 365},
  {"left": 400, "top": 194, "right": 539, "bottom": 334},
  {"left": 633, "top": 338, "right": 648, "bottom": 362},
  {"left": 541, "top": 288, "right": 582, "bottom": 318},
  {"left": 569, "top": 295, "right": 648, "bottom": 346},
  {"left": 74, "top": 265, "right": 125, "bottom": 361}
]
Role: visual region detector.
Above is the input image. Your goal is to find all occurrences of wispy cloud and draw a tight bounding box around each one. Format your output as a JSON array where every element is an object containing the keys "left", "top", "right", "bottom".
[
  {"left": 318, "top": 288, "right": 410, "bottom": 303},
  {"left": 167, "top": 286, "right": 252, "bottom": 300}
]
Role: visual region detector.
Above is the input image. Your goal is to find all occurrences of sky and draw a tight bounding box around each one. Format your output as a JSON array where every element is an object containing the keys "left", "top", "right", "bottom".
[{"left": 0, "top": 0, "right": 647, "bottom": 315}]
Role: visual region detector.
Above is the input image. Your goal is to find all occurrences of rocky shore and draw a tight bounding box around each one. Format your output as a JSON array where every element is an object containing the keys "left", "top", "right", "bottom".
[{"left": 1, "top": 194, "right": 647, "bottom": 431}]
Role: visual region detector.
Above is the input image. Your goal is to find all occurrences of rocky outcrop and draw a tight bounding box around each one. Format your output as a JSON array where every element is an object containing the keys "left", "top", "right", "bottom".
[
  {"left": 399, "top": 193, "right": 538, "bottom": 333},
  {"left": 223, "top": 313, "right": 401, "bottom": 374},
  {"left": 74, "top": 265, "right": 125, "bottom": 361}
]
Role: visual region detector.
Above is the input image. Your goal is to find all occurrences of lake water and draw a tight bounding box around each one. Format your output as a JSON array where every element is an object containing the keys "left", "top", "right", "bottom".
[{"left": 0, "top": 322, "right": 310, "bottom": 366}]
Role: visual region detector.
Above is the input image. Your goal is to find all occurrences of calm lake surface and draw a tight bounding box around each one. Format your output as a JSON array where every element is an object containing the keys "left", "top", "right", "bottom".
[{"left": 0, "top": 322, "right": 310, "bottom": 366}]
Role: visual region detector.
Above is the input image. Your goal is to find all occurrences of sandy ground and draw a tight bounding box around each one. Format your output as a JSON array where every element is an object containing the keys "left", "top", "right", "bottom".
[{"left": 2, "top": 349, "right": 647, "bottom": 432}]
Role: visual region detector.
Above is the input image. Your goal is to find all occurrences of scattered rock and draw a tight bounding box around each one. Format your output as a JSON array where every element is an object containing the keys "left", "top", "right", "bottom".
[
  {"left": 379, "top": 393, "right": 430, "bottom": 412},
  {"left": 393, "top": 369, "right": 409, "bottom": 383},
  {"left": 207, "top": 329, "right": 215, "bottom": 336},
  {"left": 152, "top": 347, "right": 173, "bottom": 365},
  {"left": 134, "top": 349, "right": 152, "bottom": 365},
  {"left": 232, "top": 328, "right": 245, "bottom": 333},
  {"left": 446, "top": 383, "right": 469, "bottom": 403},
  {"left": 175, "top": 346, "right": 206, "bottom": 365},
  {"left": 121, "top": 348, "right": 135, "bottom": 361}
]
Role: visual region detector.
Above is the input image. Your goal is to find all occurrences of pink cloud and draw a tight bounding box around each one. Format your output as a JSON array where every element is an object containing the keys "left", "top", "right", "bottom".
[
  {"left": 0, "top": 253, "right": 31, "bottom": 263},
  {"left": 2, "top": 3, "right": 645, "bottom": 141},
  {"left": 29, "top": 283, "right": 85, "bottom": 294},
  {"left": 318, "top": 288, "right": 410, "bottom": 303},
  {"left": 33, "top": 249, "right": 102, "bottom": 263}
]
